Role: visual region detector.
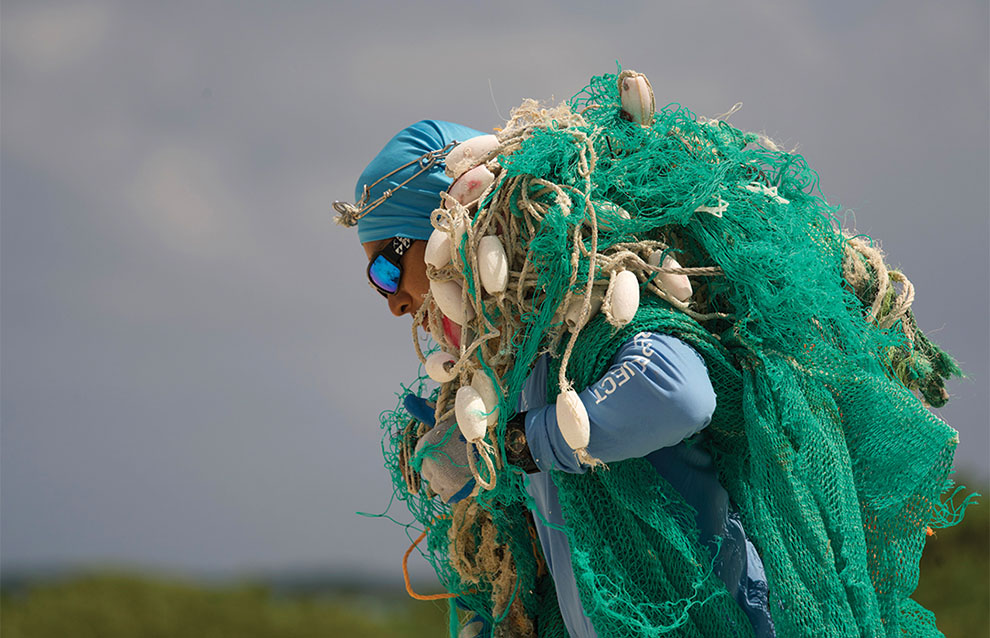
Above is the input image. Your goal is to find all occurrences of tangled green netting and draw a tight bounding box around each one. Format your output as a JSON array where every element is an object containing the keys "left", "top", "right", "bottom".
[{"left": 370, "top": 69, "right": 972, "bottom": 637}]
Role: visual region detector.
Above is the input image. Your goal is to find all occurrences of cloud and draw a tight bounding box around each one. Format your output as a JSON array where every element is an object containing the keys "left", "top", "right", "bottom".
[
  {"left": 3, "top": 3, "right": 111, "bottom": 73},
  {"left": 127, "top": 145, "right": 239, "bottom": 255}
]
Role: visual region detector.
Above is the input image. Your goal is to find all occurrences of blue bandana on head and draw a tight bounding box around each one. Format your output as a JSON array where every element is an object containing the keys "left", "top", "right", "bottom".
[{"left": 355, "top": 120, "right": 485, "bottom": 244}]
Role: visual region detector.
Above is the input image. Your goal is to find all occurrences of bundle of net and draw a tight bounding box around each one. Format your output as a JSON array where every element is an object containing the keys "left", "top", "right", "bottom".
[{"left": 379, "top": 69, "right": 969, "bottom": 637}]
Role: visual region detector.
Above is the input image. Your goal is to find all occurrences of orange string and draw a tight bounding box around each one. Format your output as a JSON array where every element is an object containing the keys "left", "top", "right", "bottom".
[
  {"left": 403, "top": 528, "right": 471, "bottom": 601},
  {"left": 529, "top": 520, "right": 547, "bottom": 578}
]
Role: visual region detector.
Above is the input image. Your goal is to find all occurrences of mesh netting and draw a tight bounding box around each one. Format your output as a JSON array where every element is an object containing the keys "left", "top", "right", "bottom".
[{"left": 368, "top": 69, "right": 971, "bottom": 637}]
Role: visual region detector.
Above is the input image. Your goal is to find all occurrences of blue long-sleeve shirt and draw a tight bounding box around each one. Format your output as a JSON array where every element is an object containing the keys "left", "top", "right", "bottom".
[{"left": 519, "top": 332, "right": 775, "bottom": 638}]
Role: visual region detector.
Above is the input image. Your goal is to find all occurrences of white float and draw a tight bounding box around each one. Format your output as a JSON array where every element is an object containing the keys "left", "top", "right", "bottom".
[
  {"left": 424, "top": 351, "right": 457, "bottom": 383},
  {"left": 555, "top": 389, "right": 590, "bottom": 451},
  {"left": 477, "top": 236, "right": 508, "bottom": 294},
  {"left": 446, "top": 165, "right": 495, "bottom": 207},
  {"left": 445, "top": 135, "right": 500, "bottom": 180},
  {"left": 430, "top": 279, "right": 475, "bottom": 325},
  {"left": 470, "top": 370, "right": 500, "bottom": 427},
  {"left": 607, "top": 270, "right": 640, "bottom": 327},
  {"left": 424, "top": 228, "right": 452, "bottom": 268},
  {"left": 455, "top": 385, "right": 488, "bottom": 442},
  {"left": 648, "top": 252, "right": 693, "bottom": 302},
  {"left": 618, "top": 70, "right": 655, "bottom": 127},
  {"left": 458, "top": 619, "right": 485, "bottom": 638},
  {"left": 564, "top": 289, "right": 603, "bottom": 332},
  {"left": 596, "top": 202, "right": 631, "bottom": 231}
]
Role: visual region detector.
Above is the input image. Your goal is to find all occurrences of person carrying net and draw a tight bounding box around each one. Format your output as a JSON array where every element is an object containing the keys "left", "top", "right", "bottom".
[{"left": 334, "top": 70, "right": 968, "bottom": 638}]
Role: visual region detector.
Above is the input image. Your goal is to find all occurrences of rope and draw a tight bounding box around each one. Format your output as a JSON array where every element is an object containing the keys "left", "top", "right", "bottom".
[
  {"left": 843, "top": 236, "right": 917, "bottom": 340},
  {"left": 403, "top": 527, "right": 475, "bottom": 601}
]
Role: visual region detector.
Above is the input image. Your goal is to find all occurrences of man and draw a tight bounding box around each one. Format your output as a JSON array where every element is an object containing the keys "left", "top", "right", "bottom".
[
  {"left": 335, "top": 70, "right": 962, "bottom": 638},
  {"left": 338, "top": 118, "right": 774, "bottom": 637}
]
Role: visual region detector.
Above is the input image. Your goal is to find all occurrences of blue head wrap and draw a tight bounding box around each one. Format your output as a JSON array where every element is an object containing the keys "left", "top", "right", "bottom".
[{"left": 354, "top": 120, "right": 485, "bottom": 243}]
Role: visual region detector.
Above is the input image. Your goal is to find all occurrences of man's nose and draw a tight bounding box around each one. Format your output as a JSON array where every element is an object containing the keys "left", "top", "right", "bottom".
[{"left": 388, "top": 290, "right": 411, "bottom": 316}]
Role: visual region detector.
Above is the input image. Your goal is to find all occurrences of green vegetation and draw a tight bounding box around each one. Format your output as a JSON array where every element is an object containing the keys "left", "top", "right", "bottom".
[
  {"left": 914, "top": 491, "right": 989, "bottom": 637},
  {"left": 0, "top": 573, "right": 449, "bottom": 638},
  {"left": 2, "top": 489, "right": 984, "bottom": 638}
]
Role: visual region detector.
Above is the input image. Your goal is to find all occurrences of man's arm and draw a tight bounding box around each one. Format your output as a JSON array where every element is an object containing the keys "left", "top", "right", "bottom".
[{"left": 517, "top": 333, "right": 716, "bottom": 473}]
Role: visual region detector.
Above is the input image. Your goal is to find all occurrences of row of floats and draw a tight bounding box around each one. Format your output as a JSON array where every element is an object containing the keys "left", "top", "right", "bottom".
[{"left": 423, "top": 70, "right": 688, "bottom": 463}]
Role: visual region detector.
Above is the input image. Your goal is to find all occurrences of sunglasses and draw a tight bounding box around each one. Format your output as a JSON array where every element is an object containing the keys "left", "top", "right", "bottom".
[{"left": 367, "top": 236, "right": 413, "bottom": 297}]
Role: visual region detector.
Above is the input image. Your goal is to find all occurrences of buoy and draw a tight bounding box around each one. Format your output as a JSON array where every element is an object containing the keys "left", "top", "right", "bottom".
[
  {"left": 445, "top": 135, "right": 500, "bottom": 180},
  {"left": 618, "top": 70, "right": 655, "bottom": 127},
  {"left": 455, "top": 385, "right": 488, "bottom": 442},
  {"left": 648, "top": 252, "right": 693, "bottom": 302},
  {"left": 425, "top": 351, "right": 457, "bottom": 383},
  {"left": 477, "top": 236, "right": 508, "bottom": 294},
  {"left": 596, "top": 202, "right": 631, "bottom": 231},
  {"left": 424, "top": 229, "right": 452, "bottom": 268},
  {"left": 607, "top": 270, "right": 640, "bottom": 327},
  {"left": 564, "top": 288, "right": 603, "bottom": 331},
  {"left": 470, "top": 371, "right": 499, "bottom": 427},
  {"left": 555, "top": 389, "right": 590, "bottom": 450},
  {"left": 458, "top": 619, "right": 485, "bottom": 638},
  {"left": 446, "top": 165, "right": 494, "bottom": 207},
  {"left": 430, "top": 279, "right": 475, "bottom": 325},
  {"left": 432, "top": 210, "right": 469, "bottom": 257}
]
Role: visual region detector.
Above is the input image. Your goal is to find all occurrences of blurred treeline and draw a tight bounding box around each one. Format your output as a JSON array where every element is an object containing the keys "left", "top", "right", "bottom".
[
  {"left": 2, "top": 492, "right": 986, "bottom": 638},
  {"left": 0, "top": 574, "right": 450, "bottom": 638},
  {"left": 913, "top": 486, "right": 989, "bottom": 637}
]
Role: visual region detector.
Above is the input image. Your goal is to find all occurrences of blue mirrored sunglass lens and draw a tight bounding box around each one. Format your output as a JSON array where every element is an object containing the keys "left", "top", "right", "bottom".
[{"left": 369, "top": 256, "right": 401, "bottom": 293}]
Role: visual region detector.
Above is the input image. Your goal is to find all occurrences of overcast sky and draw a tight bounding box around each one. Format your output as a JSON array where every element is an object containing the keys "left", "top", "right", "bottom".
[{"left": 2, "top": 0, "right": 987, "bottom": 584}]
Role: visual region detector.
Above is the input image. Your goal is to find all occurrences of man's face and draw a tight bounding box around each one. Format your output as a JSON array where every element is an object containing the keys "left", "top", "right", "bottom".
[{"left": 362, "top": 238, "right": 430, "bottom": 319}]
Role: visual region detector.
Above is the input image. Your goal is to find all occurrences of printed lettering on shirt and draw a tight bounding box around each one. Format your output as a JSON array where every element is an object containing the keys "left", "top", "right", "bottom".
[
  {"left": 592, "top": 375, "right": 619, "bottom": 404},
  {"left": 629, "top": 356, "right": 650, "bottom": 373},
  {"left": 600, "top": 376, "right": 617, "bottom": 394},
  {"left": 591, "top": 349, "right": 654, "bottom": 404},
  {"left": 613, "top": 365, "right": 631, "bottom": 387},
  {"left": 590, "top": 385, "right": 607, "bottom": 404},
  {"left": 632, "top": 332, "right": 655, "bottom": 357}
]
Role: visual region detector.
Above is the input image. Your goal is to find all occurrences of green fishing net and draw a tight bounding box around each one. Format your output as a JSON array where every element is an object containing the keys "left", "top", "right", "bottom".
[{"left": 370, "top": 69, "right": 971, "bottom": 637}]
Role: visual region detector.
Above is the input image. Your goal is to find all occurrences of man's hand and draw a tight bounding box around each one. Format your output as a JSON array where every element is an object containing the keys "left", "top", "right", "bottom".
[{"left": 413, "top": 416, "right": 476, "bottom": 503}]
